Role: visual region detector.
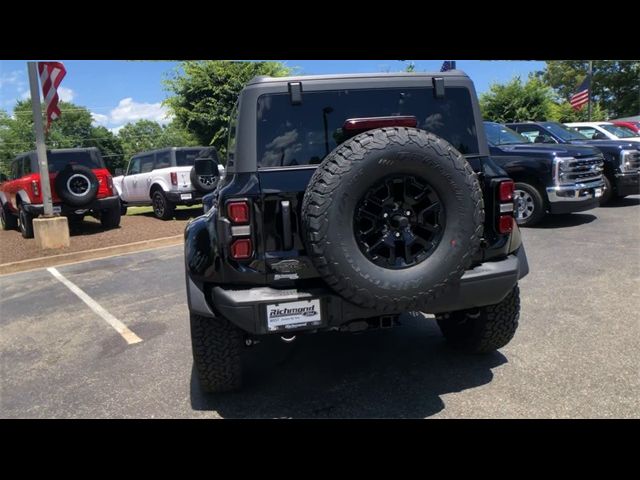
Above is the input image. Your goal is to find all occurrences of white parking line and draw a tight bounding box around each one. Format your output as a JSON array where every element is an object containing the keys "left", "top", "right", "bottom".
[{"left": 47, "top": 267, "right": 143, "bottom": 345}]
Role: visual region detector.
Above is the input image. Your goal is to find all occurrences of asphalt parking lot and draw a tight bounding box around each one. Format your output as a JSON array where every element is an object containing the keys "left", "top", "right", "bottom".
[{"left": 1, "top": 196, "right": 639, "bottom": 418}]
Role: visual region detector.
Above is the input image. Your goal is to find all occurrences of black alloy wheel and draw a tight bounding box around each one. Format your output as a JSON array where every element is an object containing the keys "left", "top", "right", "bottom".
[{"left": 354, "top": 174, "right": 445, "bottom": 269}]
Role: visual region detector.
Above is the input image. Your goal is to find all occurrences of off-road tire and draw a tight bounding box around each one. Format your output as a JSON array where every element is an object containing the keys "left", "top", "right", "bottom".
[
  {"left": 152, "top": 190, "right": 174, "bottom": 220},
  {"left": 18, "top": 203, "right": 34, "bottom": 239},
  {"left": 100, "top": 206, "right": 121, "bottom": 229},
  {"left": 54, "top": 164, "right": 99, "bottom": 207},
  {"left": 513, "top": 182, "right": 545, "bottom": 227},
  {"left": 302, "top": 127, "right": 484, "bottom": 312},
  {"left": 190, "top": 159, "right": 219, "bottom": 194},
  {"left": 1, "top": 202, "right": 18, "bottom": 230},
  {"left": 436, "top": 285, "right": 520, "bottom": 353},
  {"left": 190, "top": 313, "right": 243, "bottom": 393}
]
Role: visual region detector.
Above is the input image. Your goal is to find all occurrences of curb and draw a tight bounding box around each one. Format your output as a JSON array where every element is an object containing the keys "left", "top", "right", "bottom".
[{"left": 0, "top": 235, "right": 184, "bottom": 276}]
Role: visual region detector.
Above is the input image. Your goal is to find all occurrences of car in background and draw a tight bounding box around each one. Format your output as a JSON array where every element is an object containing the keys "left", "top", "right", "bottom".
[
  {"left": 506, "top": 121, "right": 640, "bottom": 204},
  {"left": 0, "top": 147, "right": 121, "bottom": 238},
  {"left": 484, "top": 122, "right": 604, "bottom": 226},
  {"left": 611, "top": 120, "right": 640, "bottom": 135},
  {"left": 113, "top": 147, "right": 221, "bottom": 220},
  {"left": 565, "top": 122, "right": 640, "bottom": 142}
]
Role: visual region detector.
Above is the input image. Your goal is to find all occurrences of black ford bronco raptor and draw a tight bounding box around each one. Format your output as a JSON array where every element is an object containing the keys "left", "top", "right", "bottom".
[{"left": 185, "top": 71, "right": 530, "bottom": 392}]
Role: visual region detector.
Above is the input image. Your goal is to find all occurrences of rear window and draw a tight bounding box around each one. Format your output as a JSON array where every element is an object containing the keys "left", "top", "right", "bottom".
[
  {"left": 256, "top": 87, "right": 480, "bottom": 168},
  {"left": 47, "top": 151, "right": 103, "bottom": 173},
  {"left": 175, "top": 149, "right": 204, "bottom": 167}
]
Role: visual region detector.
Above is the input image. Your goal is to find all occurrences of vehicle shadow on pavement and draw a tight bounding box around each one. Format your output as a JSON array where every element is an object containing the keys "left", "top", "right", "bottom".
[
  {"left": 189, "top": 313, "right": 507, "bottom": 418},
  {"left": 138, "top": 208, "right": 203, "bottom": 221},
  {"left": 67, "top": 219, "right": 117, "bottom": 236},
  {"left": 599, "top": 197, "right": 640, "bottom": 208},
  {"left": 527, "top": 213, "right": 596, "bottom": 229}
]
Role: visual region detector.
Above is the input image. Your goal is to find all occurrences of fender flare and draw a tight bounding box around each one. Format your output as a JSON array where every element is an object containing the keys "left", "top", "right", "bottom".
[
  {"left": 17, "top": 190, "right": 31, "bottom": 205},
  {"left": 148, "top": 177, "right": 171, "bottom": 198}
]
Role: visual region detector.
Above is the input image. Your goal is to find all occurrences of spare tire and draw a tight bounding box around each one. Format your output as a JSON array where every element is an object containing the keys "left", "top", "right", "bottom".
[
  {"left": 301, "top": 127, "right": 484, "bottom": 312},
  {"left": 54, "top": 164, "right": 99, "bottom": 207},
  {"left": 190, "top": 158, "right": 219, "bottom": 194}
]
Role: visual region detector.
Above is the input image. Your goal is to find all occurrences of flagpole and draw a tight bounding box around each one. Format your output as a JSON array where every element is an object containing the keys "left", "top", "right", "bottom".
[
  {"left": 27, "top": 61, "right": 54, "bottom": 217},
  {"left": 587, "top": 60, "right": 593, "bottom": 121}
]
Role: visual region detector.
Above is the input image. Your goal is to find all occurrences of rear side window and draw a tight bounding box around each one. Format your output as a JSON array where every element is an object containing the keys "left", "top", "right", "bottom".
[
  {"left": 47, "top": 151, "right": 102, "bottom": 173},
  {"left": 256, "top": 87, "right": 480, "bottom": 168},
  {"left": 140, "top": 155, "right": 155, "bottom": 173},
  {"left": 128, "top": 158, "right": 141, "bottom": 175},
  {"left": 175, "top": 149, "right": 203, "bottom": 167},
  {"left": 155, "top": 151, "right": 171, "bottom": 169}
]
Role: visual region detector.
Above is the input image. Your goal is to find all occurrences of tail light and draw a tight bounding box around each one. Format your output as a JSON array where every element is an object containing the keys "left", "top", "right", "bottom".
[
  {"left": 227, "top": 201, "right": 250, "bottom": 224},
  {"left": 227, "top": 199, "right": 252, "bottom": 260},
  {"left": 170, "top": 172, "right": 178, "bottom": 186},
  {"left": 499, "top": 180, "right": 514, "bottom": 202},
  {"left": 31, "top": 180, "right": 40, "bottom": 197},
  {"left": 230, "top": 239, "right": 252, "bottom": 259},
  {"left": 497, "top": 179, "right": 515, "bottom": 234}
]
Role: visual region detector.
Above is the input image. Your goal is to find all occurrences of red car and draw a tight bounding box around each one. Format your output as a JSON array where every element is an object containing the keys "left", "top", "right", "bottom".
[
  {"left": 611, "top": 120, "right": 640, "bottom": 134},
  {"left": 0, "top": 147, "right": 121, "bottom": 238}
]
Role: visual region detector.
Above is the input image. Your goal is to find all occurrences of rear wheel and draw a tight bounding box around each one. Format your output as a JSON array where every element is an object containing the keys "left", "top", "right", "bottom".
[
  {"left": 152, "top": 190, "right": 174, "bottom": 220},
  {"left": 436, "top": 285, "right": 520, "bottom": 353},
  {"left": 18, "top": 204, "right": 34, "bottom": 239},
  {"left": 1, "top": 202, "right": 18, "bottom": 230},
  {"left": 513, "top": 182, "right": 545, "bottom": 227},
  {"left": 190, "top": 313, "right": 243, "bottom": 393},
  {"left": 100, "top": 206, "right": 121, "bottom": 229}
]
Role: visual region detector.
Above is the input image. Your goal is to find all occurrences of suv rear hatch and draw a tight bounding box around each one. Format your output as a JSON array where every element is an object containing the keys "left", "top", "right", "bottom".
[{"left": 253, "top": 85, "right": 483, "bottom": 283}]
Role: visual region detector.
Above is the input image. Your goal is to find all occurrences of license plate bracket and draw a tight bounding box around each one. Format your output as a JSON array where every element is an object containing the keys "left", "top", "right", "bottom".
[{"left": 266, "top": 298, "right": 322, "bottom": 332}]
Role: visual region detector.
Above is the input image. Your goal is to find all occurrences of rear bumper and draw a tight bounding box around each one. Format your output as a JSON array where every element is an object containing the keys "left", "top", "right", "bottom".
[
  {"left": 546, "top": 179, "right": 604, "bottom": 214},
  {"left": 23, "top": 195, "right": 120, "bottom": 216},
  {"left": 187, "top": 247, "right": 529, "bottom": 336},
  {"left": 165, "top": 190, "right": 204, "bottom": 204},
  {"left": 614, "top": 171, "right": 640, "bottom": 197}
]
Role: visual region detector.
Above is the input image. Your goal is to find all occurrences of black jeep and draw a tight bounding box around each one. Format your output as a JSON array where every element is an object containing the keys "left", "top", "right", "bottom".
[{"left": 185, "top": 72, "right": 530, "bottom": 392}]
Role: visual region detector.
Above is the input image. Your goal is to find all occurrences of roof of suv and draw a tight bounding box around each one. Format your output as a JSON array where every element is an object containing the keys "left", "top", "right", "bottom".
[
  {"left": 247, "top": 70, "right": 468, "bottom": 85},
  {"left": 131, "top": 146, "right": 206, "bottom": 157}
]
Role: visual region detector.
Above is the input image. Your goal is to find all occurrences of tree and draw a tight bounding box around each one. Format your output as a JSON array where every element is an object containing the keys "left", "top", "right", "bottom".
[
  {"left": 163, "top": 61, "right": 292, "bottom": 161},
  {"left": 0, "top": 100, "right": 102, "bottom": 174},
  {"left": 539, "top": 61, "right": 640, "bottom": 119},
  {"left": 547, "top": 101, "right": 606, "bottom": 123},
  {"left": 117, "top": 120, "right": 165, "bottom": 161},
  {"left": 86, "top": 126, "right": 125, "bottom": 172},
  {"left": 116, "top": 119, "right": 199, "bottom": 164},
  {"left": 480, "top": 76, "right": 554, "bottom": 123}
]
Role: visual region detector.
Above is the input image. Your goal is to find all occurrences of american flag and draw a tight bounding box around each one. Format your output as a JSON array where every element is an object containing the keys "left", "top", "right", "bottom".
[
  {"left": 570, "top": 76, "right": 590, "bottom": 111},
  {"left": 37, "top": 62, "right": 67, "bottom": 132},
  {"left": 440, "top": 60, "right": 456, "bottom": 72}
]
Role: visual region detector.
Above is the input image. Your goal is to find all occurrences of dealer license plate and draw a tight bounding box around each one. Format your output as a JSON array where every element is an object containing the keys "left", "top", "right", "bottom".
[
  {"left": 266, "top": 299, "right": 322, "bottom": 332},
  {"left": 180, "top": 193, "right": 192, "bottom": 200},
  {"left": 53, "top": 206, "right": 61, "bottom": 214},
  {"left": 594, "top": 188, "right": 603, "bottom": 198}
]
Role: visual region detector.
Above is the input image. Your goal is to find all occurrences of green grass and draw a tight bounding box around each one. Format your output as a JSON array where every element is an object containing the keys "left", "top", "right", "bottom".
[{"left": 126, "top": 204, "right": 203, "bottom": 216}]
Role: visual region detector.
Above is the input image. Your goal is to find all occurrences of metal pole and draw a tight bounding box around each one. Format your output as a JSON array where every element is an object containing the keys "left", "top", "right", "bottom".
[
  {"left": 27, "top": 61, "right": 54, "bottom": 217},
  {"left": 587, "top": 60, "right": 593, "bottom": 121}
]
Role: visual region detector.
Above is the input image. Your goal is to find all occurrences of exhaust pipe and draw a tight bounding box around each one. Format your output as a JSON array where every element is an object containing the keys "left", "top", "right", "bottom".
[{"left": 280, "top": 335, "right": 296, "bottom": 343}]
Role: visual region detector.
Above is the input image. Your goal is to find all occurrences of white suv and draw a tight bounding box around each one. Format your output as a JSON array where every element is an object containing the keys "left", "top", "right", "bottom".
[
  {"left": 113, "top": 147, "right": 222, "bottom": 219},
  {"left": 565, "top": 122, "right": 640, "bottom": 143}
]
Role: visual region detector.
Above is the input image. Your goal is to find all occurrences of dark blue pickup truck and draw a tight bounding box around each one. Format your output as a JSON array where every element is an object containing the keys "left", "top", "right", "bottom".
[
  {"left": 506, "top": 121, "right": 640, "bottom": 204},
  {"left": 485, "top": 122, "right": 604, "bottom": 226}
]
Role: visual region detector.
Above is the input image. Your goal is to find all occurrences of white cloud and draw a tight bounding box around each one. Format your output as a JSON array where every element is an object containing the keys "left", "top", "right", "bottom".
[
  {"left": 91, "top": 112, "right": 109, "bottom": 126},
  {"left": 0, "top": 70, "right": 24, "bottom": 88},
  {"left": 109, "top": 125, "right": 125, "bottom": 135},
  {"left": 109, "top": 97, "right": 171, "bottom": 125},
  {"left": 57, "top": 86, "right": 74, "bottom": 102},
  {"left": 20, "top": 90, "right": 30, "bottom": 99}
]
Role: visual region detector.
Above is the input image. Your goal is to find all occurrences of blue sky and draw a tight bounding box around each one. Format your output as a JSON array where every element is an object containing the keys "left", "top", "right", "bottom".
[{"left": 0, "top": 60, "right": 545, "bottom": 132}]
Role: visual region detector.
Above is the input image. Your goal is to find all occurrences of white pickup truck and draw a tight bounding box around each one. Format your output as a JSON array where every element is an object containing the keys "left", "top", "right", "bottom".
[{"left": 113, "top": 147, "right": 222, "bottom": 219}]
